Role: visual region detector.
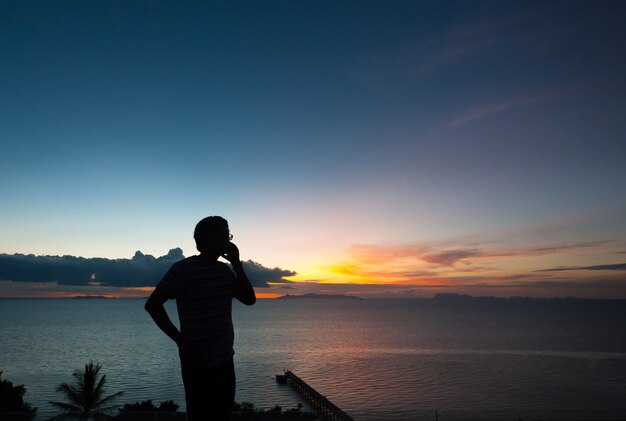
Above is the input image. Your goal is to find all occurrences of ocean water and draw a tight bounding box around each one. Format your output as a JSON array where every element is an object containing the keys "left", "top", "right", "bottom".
[{"left": 1, "top": 298, "right": 626, "bottom": 420}]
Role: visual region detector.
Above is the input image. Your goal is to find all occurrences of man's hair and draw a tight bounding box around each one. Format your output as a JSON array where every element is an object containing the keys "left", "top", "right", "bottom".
[{"left": 194, "top": 216, "right": 229, "bottom": 252}]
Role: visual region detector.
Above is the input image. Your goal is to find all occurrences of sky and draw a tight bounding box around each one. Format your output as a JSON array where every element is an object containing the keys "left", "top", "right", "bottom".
[{"left": 1, "top": 1, "right": 626, "bottom": 299}]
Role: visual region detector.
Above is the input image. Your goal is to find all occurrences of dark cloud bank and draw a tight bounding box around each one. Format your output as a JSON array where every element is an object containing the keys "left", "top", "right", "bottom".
[{"left": 0, "top": 249, "right": 295, "bottom": 288}]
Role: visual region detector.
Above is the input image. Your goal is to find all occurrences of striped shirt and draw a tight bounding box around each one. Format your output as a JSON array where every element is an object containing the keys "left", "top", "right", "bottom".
[{"left": 158, "top": 256, "right": 238, "bottom": 367}]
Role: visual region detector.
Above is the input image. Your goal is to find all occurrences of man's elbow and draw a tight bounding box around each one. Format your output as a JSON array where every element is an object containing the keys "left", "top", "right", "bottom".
[
  {"left": 145, "top": 287, "right": 169, "bottom": 313},
  {"left": 240, "top": 293, "right": 256, "bottom": 306},
  {"left": 144, "top": 297, "right": 159, "bottom": 314}
]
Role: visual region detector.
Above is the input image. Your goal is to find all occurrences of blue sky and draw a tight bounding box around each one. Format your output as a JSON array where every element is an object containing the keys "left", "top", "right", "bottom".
[{"left": 1, "top": 1, "right": 626, "bottom": 298}]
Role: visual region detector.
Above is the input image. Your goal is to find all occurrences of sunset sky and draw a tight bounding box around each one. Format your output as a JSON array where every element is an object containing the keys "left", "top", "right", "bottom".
[{"left": 1, "top": 1, "right": 626, "bottom": 298}]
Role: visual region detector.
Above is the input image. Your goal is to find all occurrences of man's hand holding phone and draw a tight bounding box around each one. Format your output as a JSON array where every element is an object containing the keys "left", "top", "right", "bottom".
[{"left": 221, "top": 242, "right": 241, "bottom": 266}]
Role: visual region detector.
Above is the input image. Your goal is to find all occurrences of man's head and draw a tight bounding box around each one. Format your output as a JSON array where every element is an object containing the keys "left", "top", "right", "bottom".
[{"left": 194, "top": 216, "right": 231, "bottom": 256}]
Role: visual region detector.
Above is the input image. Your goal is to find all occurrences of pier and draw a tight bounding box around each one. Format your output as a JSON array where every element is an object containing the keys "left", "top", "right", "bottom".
[{"left": 276, "top": 371, "right": 354, "bottom": 421}]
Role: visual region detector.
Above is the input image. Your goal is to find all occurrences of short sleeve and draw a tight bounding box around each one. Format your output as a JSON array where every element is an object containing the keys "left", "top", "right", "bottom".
[{"left": 157, "top": 263, "right": 185, "bottom": 299}]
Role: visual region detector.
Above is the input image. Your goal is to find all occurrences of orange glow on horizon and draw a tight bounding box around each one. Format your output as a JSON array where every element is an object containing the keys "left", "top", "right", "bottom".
[
  {"left": 0, "top": 292, "right": 125, "bottom": 299},
  {"left": 255, "top": 292, "right": 282, "bottom": 299},
  {"left": 0, "top": 290, "right": 283, "bottom": 299},
  {"left": 124, "top": 287, "right": 154, "bottom": 293}
]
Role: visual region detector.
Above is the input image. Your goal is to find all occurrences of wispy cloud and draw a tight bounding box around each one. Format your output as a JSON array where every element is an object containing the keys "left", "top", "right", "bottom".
[
  {"left": 421, "top": 249, "right": 483, "bottom": 266},
  {"left": 455, "top": 207, "right": 623, "bottom": 248},
  {"left": 449, "top": 90, "right": 561, "bottom": 127},
  {"left": 539, "top": 263, "right": 626, "bottom": 272},
  {"left": 356, "top": 18, "right": 514, "bottom": 83},
  {"left": 313, "top": 232, "right": 626, "bottom": 298},
  {"left": 344, "top": 243, "right": 428, "bottom": 264},
  {"left": 415, "top": 18, "right": 514, "bottom": 74},
  {"left": 344, "top": 239, "right": 610, "bottom": 268}
]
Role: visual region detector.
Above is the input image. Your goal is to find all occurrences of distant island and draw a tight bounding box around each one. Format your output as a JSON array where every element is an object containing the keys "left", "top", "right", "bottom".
[
  {"left": 71, "top": 295, "right": 115, "bottom": 299},
  {"left": 430, "top": 293, "right": 625, "bottom": 304},
  {"left": 276, "top": 293, "right": 362, "bottom": 300}
]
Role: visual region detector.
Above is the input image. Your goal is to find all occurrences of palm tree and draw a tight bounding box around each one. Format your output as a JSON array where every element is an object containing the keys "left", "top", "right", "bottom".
[{"left": 49, "top": 362, "right": 123, "bottom": 420}]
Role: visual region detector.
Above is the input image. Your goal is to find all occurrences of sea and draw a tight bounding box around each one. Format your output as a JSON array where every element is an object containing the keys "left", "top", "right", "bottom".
[{"left": 1, "top": 297, "right": 625, "bottom": 420}]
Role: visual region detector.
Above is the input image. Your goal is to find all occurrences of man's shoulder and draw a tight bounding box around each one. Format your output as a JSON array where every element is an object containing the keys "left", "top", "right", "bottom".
[
  {"left": 174, "top": 255, "right": 232, "bottom": 271},
  {"left": 172, "top": 255, "right": 198, "bottom": 266},
  {"left": 166, "top": 255, "right": 192, "bottom": 270}
]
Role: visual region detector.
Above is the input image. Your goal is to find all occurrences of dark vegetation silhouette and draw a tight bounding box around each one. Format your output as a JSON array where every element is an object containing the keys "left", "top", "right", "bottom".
[
  {"left": 119, "top": 400, "right": 179, "bottom": 412},
  {"left": 1, "top": 367, "right": 316, "bottom": 421},
  {"left": 232, "top": 402, "right": 316, "bottom": 420},
  {"left": 110, "top": 399, "right": 186, "bottom": 421},
  {"left": 49, "top": 362, "right": 123, "bottom": 420},
  {"left": 114, "top": 400, "right": 184, "bottom": 421},
  {"left": 0, "top": 372, "right": 37, "bottom": 419}
]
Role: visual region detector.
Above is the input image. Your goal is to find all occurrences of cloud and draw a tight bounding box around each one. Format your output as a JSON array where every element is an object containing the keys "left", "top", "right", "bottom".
[
  {"left": 528, "top": 242, "right": 609, "bottom": 254},
  {"left": 0, "top": 249, "right": 184, "bottom": 287},
  {"left": 414, "top": 18, "right": 521, "bottom": 73},
  {"left": 0, "top": 250, "right": 296, "bottom": 289},
  {"left": 345, "top": 243, "right": 428, "bottom": 264},
  {"left": 357, "top": 18, "right": 513, "bottom": 84},
  {"left": 237, "top": 261, "right": 296, "bottom": 288},
  {"left": 318, "top": 237, "right": 626, "bottom": 298},
  {"left": 539, "top": 263, "right": 626, "bottom": 272},
  {"left": 421, "top": 249, "right": 482, "bottom": 266},
  {"left": 449, "top": 90, "right": 561, "bottom": 127},
  {"left": 345, "top": 240, "right": 609, "bottom": 269}
]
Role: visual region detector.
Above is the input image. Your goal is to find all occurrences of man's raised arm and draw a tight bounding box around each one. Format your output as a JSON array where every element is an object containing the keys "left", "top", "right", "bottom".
[
  {"left": 232, "top": 261, "right": 256, "bottom": 305},
  {"left": 222, "top": 242, "right": 256, "bottom": 305}
]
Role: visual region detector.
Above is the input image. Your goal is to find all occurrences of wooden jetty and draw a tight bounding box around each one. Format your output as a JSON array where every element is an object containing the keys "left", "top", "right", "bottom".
[{"left": 276, "top": 370, "right": 354, "bottom": 421}]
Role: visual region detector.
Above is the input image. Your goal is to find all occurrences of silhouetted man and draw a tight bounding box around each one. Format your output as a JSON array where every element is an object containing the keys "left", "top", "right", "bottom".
[{"left": 145, "top": 216, "right": 256, "bottom": 421}]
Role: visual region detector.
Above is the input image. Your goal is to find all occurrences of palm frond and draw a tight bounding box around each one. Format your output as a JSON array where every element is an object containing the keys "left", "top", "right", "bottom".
[
  {"left": 93, "top": 390, "right": 124, "bottom": 409},
  {"left": 71, "top": 369, "right": 84, "bottom": 390},
  {"left": 84, "top": 363, "right": 99, "bottom": 392},
  {"left": 92, "top": 375, "right": 107, "bottom": 403},
  {"left": 55, "top": 383, "right": 82, "bottom": 406},
  {"left": 49, "top": 400, "right": 82, "bottom": 412}
]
